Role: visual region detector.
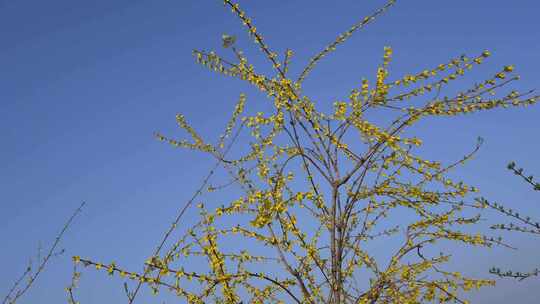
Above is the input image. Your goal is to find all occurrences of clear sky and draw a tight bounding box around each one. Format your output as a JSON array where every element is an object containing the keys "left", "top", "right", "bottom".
[{"left": 1, "top": 0, "right": 539, "bottom": 303}]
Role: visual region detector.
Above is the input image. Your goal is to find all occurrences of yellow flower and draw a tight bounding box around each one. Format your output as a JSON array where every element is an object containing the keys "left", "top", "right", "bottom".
[
  {"left": 504, "top": 65, "right": 514, "bottom": 72},
  {"left": 107, "top": 263, "right": 115, "bottom": 275}
]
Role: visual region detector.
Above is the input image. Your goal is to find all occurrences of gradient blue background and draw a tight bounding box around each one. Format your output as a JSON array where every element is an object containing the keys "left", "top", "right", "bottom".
[{"left": 1, "top": 0, "right": 539, "bottom": 303}]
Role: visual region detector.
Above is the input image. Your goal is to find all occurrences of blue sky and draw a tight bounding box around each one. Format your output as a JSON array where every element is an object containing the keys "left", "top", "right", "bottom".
[{"left": 1, "top": 0, "right": 539, "bottom": 303}]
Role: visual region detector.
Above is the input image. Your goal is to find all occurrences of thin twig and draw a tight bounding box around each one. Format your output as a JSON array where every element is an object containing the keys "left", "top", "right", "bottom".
[{"left": 2, "top": 202, "right": 85, "bottom": 304}]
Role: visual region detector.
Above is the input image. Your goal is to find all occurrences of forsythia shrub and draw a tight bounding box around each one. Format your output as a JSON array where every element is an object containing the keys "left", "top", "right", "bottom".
[{"left": 72, "top": 1, "right": 538, "bottom": 303}]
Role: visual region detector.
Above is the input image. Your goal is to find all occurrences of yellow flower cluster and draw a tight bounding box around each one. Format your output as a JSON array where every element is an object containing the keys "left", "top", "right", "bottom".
[{"left": 373, "top": 46, "right": 393, "bottom": 104}]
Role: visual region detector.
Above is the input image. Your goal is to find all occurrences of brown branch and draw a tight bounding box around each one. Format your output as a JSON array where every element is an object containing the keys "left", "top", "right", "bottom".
[{"left": 2, "top": 202, "right": 85, "bottom": 304}]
